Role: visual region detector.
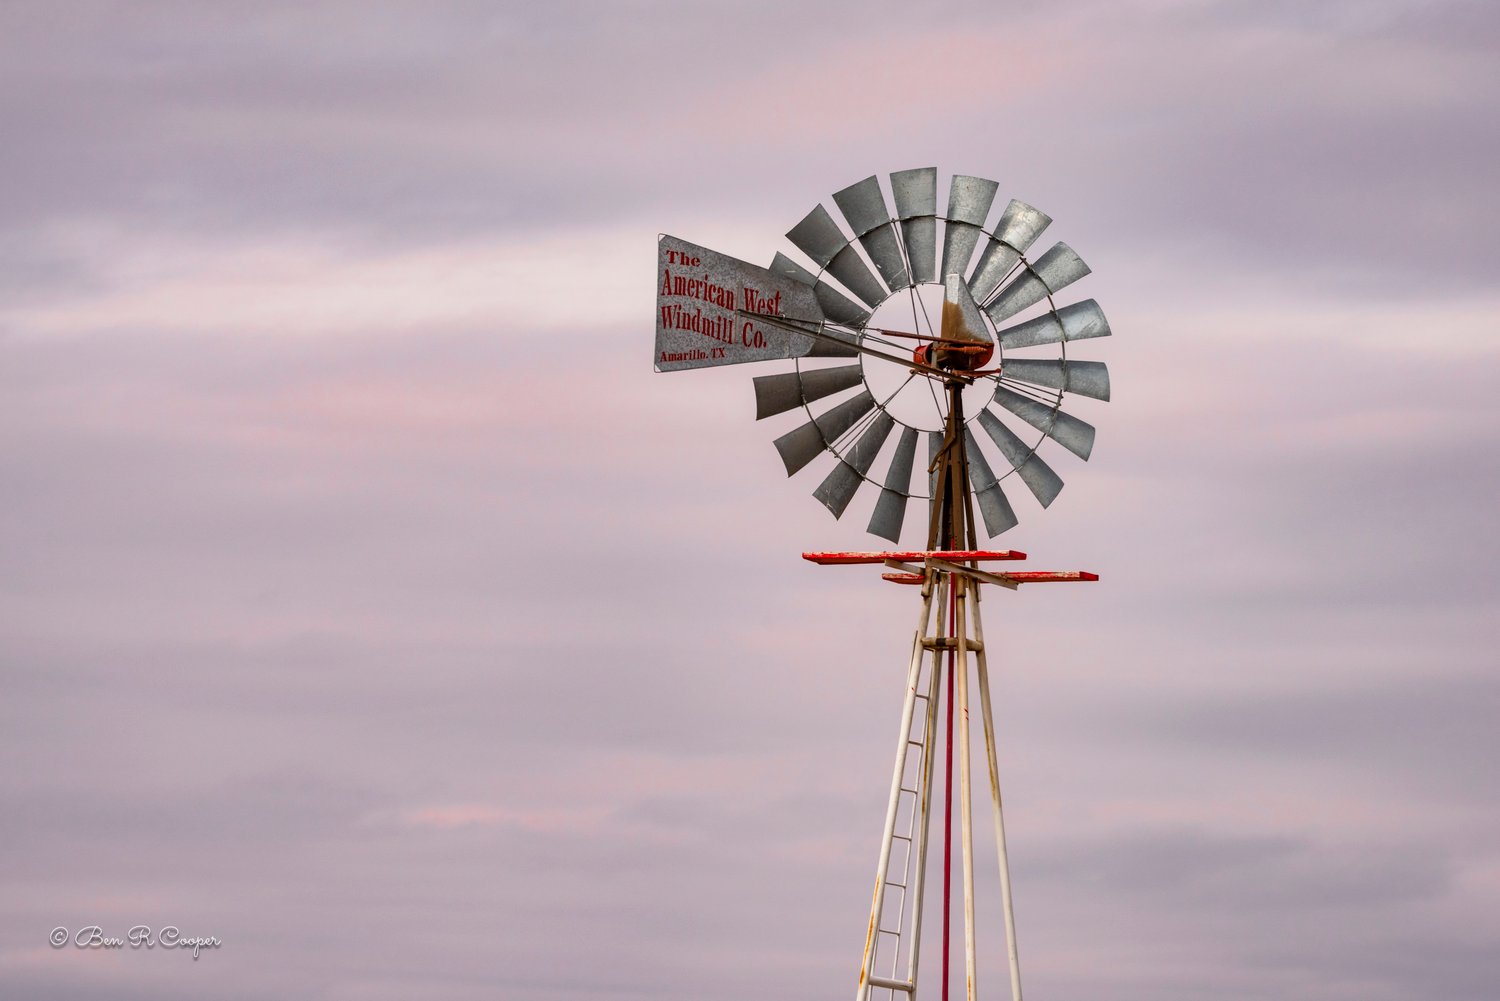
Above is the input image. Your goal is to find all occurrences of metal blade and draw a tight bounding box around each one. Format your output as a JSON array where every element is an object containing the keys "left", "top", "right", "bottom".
[
  {"left": 891, "top": 167, "right": 937, "bottom": 284},
  {"left": 928, "top": 429, "right": 943, "bottom": 498},
  {"left": 984, "top": 242, "right": 1091, "bottom": 322},
  {"left": 828, "top": 247, "right": 891, "bottom": 308},
  {"left": 833, "top": 176, "right": 910, "bottom": 291},
  {"left": 964, "top": 429, "right": 1019, "bottom": 536},
  {"left": 771, "top": 252, "right": 870, "bottom": 330},
  {"left": 996, "top": 299, "right": 1110, "bottom": 350},
  {"left": 814, "top": 411, "right": 896, "bottom": 518},
  {"left": 1001, "top": 358, "right": 1111, "bottom": 401},
  {"left": 991, "top": 385, "right": 1096, "bottom": 460},
  {"left": 753, "top": 364, "right": 864, "bottom": 420},
  {"left": 941, "top": 175, "right": 999, "bottom": 281},
  {"left": 976, "top": 409, "right": 1064, "bottom": 508},
  {"left": 868, "top": 425, "right": 919, "bottom": 542},
  {"left": 806, "top": 332, "right": 861, "bottom": 357},
  {"left": 969, "top": 200, "right": 1052, "bottom": 302},
  {"left": 786, "top": 204, "right": 887, "bottom": 308},
  {"left": 941, "top": 273, "right": 992, "bottom": 344},
  {"left": 772, "top": 389, "right": 876, "bottom": 476}
]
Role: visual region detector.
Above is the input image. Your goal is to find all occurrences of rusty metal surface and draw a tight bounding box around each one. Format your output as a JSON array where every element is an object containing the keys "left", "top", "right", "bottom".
[
  {"left": 813, "top": 411, "right": 897, "bottom": 518},
  {"left": 834, "top": 175, "right": 911, "bottom": 292},
  {"left": 941, "top": 273, "right": 992, "bottom": 345},
  {"left": 1002, "top": 357, "right": 1111, "bottom": 401},
  {"left": 772, "top": 388, "right": 876, "bottom": 475},
  {"left": 963, "top": 429, "right": 1019, "bottom": 537},
  {"left": 991, "top": 386, "right": 1096, "bottom": 460},
  {"left": 891, "top": 167, "right": 937, "bottom": 284},
  {"left": 976, "top": 409, "right": 1064, "bottom": 508},
  {"left": 969, "top": 199, "right": 1052, "bottom": 302},
  {"left": 655, "top": 235, "right": 825, "bottom": 371},
  {"left": 753, "top": 364, "right": 864, "bottom": 420},
  {"left": 984, "top": 242, "right": 1092, "bottom": 323},
  {"left": 995, "top": 298, "right": 1110, "bottom": 350}
]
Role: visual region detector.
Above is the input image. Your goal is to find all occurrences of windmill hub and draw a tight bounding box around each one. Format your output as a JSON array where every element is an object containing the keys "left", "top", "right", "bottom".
[{"left": 859, "top": 287, "right": 997, "bottom": 433}]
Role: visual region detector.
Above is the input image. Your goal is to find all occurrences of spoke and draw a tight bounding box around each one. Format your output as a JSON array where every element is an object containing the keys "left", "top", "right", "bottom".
[
  {"left": 1002, "top": 378, "right": 1062, "bottom": 405},
  {"left": 926, "top": 375, "right": 945, "bottom": 427},
  {"left": 832, "top": 372, "right": 916, "bottom": 452},
  {"left": 916, "top": 286, "right": 936, "bottom": 339},
  {"left": 997, "top": 377, "right": 1061, "bottom": 408}
]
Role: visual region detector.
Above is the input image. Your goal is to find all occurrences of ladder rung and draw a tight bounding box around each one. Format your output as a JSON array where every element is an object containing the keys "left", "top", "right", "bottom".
[
  {"left": 884, "top": 880, "right": 907, "bottom": 890},
  {"left": 921, "top": 636, "right": 984, "bottom": 651},
  {"left": 868, "top": 974, "right": 915, "bottom": 993},
  {"left": 891, "top": 832, "right": 911, "bottom": 842}
]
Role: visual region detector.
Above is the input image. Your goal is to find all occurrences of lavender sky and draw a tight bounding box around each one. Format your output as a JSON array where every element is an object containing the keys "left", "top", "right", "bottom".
[{"left": 3, "top": 2, "right": 1498, "bottom": 999}]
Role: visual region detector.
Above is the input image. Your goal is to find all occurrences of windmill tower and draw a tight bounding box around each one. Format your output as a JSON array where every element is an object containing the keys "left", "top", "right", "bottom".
[{"left": 654, "top": 168, "right": 1111, "bottom": 1001}]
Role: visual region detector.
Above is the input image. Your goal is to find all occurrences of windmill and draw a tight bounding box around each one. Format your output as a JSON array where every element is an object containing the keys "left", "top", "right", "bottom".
[{"left": 654, "top": 168, "right": 1110, "bottom": 1001}]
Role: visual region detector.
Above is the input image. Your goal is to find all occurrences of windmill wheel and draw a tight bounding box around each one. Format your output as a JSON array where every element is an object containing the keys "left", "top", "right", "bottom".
[{"left": 749, "top": 168, "right": 1112, "bottom": 543}]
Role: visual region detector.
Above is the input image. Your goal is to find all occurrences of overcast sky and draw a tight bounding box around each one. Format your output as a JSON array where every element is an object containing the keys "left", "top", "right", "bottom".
[{"left": 2, "top": 2, "right": 1498, "bottom": 999}]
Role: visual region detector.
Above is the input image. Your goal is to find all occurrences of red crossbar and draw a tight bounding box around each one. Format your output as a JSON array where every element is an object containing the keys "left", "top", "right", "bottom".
[
  {"left": 880, "top": 572, "right": 926, "bottom": 585},
  {"left": 880, "top": 569, "right": 1099, "bottom": 586},
  {"left": 803, "top": 549, "right": 1026, "bottom": 565}
]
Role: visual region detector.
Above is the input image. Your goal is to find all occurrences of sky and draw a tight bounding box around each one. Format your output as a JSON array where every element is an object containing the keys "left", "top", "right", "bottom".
[{"left": 2, "top": 1, "right": 1498, "bottom": 999}]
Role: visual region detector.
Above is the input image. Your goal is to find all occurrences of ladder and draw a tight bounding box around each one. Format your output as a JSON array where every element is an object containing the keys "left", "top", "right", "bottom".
[{"left": 856, "top": 566, "right": 946, "bottom": 999}]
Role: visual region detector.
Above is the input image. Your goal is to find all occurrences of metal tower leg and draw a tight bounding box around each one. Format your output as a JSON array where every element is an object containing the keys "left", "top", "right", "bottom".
[
  {"left": 954, "top": 575, "right": 978, "bottom": 1001},
  {"left": 970, "top": 580, "right": 1024, "bottom": 1001}
]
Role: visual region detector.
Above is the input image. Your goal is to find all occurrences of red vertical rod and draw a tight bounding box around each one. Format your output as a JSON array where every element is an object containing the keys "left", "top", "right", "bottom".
[{"left": 940, "top": 571, "right": 956, "bottom": 1001}]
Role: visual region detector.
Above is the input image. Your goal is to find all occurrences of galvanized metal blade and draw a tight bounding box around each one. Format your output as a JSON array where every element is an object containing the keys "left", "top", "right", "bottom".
[
  {"left": 772, "top": 388, "right": 876, "bottom": 476},
  {"left": 991, "top": 385, "right": 1096, "bottom": 460},
  {"left": 928, "top": 429, "right": 943, "bottom": 498},
  {"left": 976, "top": 409, "right": 1064, "bottom": 508},
  {"left": 786, "top": 204, "right": 888, "bottom": 308},
  {"left": 868, "top": 425, "right": 919, "bottom": 543},
  {"left": 941, "top": 175, "right": 999, "bottom": 282},
  {"left": 1001, "top": 358, "right": 1111, "bottom": 401},
  {"left": 984, "top": 242, "right": 1092, "bottom": 323},
  {"left": 996, "top": 299, "right": 1110, "bottom": 351},
  {"left": 833, "top": 176, "right": 910, "bottom": 292},
  {"left": 814, "top": 411, "right": 896, "bottom": 518},
  {"left": 964, "top": 428, "right": 1019, "bottom": 536},
  {"left": 941, "top": 273, "right": 992, "bottom": 345},
  {"left": 806, "top": 331, "right": 862, "bottom": 358},
  {"left": 891, "top": 167, "right": 937, "bottom": 284},
  {"left": 753, "top": 363, "right": 864, "bottom": 420},
  {"left": 771, "top": 252, "right": 870, "bottom": 331},
  {"left": 969, "top": 200, "right": 1052, "bottom": 302}
]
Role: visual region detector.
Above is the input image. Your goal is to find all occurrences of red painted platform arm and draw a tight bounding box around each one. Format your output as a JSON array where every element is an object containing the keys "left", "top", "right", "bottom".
[{"left": 803, "top": 549, "right": 1027, "bottom": 565}]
